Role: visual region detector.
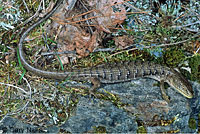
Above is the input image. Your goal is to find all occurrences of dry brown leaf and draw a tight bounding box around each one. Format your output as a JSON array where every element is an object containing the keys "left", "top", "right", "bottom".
[
  {"left": 45, "top": 0, "right": 127, "bottom": 63},
  {"left": 114, "top": 35, "right": 134, "bottom": 49},
  {"left": 56, "top": 27, "right": 99, "bottom": 64},
  {"left": 88, "top": 0, "right": 127, "bottom": 33},
  {"left": 74, "top": 31, "right": 98, "bottom": 58}
]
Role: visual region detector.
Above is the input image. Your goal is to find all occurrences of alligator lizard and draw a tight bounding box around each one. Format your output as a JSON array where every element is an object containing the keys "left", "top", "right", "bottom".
[{"left": 18, "top": 0, "right": 193, "bottom": 102}]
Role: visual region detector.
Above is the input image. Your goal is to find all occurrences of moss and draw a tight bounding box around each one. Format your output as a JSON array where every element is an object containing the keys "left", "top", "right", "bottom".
[
  {"left": 93, "top": 126, "right": 107, "bottom": 133},
  {"left": 164, "top": 48, "right": 185, "bottom": 67},
  {"left": 189, "top": 54, "right": 200, "bottom": 82},
  {"left": 188, "top": 118, "right": 197, "bottom": 129},
  {"left": 137, "top": 126, "right": 147, "bottom": 133}
]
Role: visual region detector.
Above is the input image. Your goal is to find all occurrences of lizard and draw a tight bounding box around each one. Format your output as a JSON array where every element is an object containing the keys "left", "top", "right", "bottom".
[{"left": 18, "top": 0, "right": 193, "bottom": 102}]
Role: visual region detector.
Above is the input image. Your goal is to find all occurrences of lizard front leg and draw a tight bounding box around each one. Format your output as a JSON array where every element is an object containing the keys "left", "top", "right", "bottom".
[
  {"left": 160, "top": 80, "right": 170, "bottom": 103},
  {"left": 90, "top": 77, "right": 101, "bottom": 91}
]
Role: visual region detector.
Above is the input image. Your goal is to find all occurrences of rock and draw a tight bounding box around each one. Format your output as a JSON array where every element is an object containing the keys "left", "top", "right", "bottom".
[
  {"left": 0, "top": 117, "right": 59, "bottom": 133},
  {"left": 60, "top": 97, "right": 137, "bottom": 133},
  {"left": 0, "top": 79, "right": 199, "bottom": 133}
]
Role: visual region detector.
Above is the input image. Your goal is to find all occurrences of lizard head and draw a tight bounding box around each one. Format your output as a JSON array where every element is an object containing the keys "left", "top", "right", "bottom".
[{"left": 167, "top": 69, "right": 193, "bottom": 99}]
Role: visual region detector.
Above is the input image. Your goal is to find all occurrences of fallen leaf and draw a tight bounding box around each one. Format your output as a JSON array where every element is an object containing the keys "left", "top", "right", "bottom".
[{"left": 114, "top": 35, "right": 134, "bottom": 49}]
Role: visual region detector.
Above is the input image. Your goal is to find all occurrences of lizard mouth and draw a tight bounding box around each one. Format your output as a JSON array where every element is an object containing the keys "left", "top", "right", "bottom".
[
  {"left": 167, "top": 81, "right": 193, "bottom": 99},
  {"left": 177, "top": 87, "right": 193, "bottom": 98}
]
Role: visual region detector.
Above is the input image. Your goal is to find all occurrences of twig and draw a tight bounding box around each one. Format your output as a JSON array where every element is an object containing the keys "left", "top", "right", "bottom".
[
  {"left": 22, "top": 0, "right": 30, "bottom": 13},
  {"left": 41, "top": 50, "right": 76, "bottom": 56},
  {"left": 66, "top": 0, "right": 77, "bottom": 10},
  {"left": 0, "top": 101, "right": 30, "bottom": 124},
  {"left": 124, "top": 2, "right": 160, "bottom": 20},
  {"left": 23, "top": 0, "right": 43, "bottom": 25},
  {"left": 196, "top": 45, "right": 200, "bottom": 54},
  {"left": 172, "top": 21, "right": 200, "bottom": 32},
  {"left": 63, "top": 0, "right": 130, "bottom": 22},
  {"left": 79, "top": 0, "right": 94, "bottom": 33},
  {"left": 21, "top": 74, "right": 32, "bottom": 99},
  {"left": 181, "top": 5, "right": 200, "bottom": 20},
  {"left": 155, "top": 33, "right": 200, "bottom": 47},
  {"left": 0, "top": 76, "right": 32, "bottom": 124},
  {"left": 0, "top": 82, "right": 30, "bottom": 95},
  {"left": 172, "top": 21, "right": 200, "bottom": 28},
  {"left": 52, "top": 11, "right": 149, "bottom": 26},
  {"left": 42, "top": 0, "right": 45, "bottom": 10},
  {"left": 108, "top": 32, "right": 200, "bottom": 58},
  {"left": 41, "top": 48, "right": 116, "bottom": 56},
  {"left": 182, "top": 28, "right": 199, "bottom": 33},
  {"left": 173, "top": 11, "right": 189, "bottom": 22},
  {"left": 94, "top": 48, "right": 116, "bottom": 52}
]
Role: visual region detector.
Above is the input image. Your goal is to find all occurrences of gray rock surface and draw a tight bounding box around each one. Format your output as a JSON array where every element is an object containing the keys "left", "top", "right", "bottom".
[
  {"left": 0, "top": 78, "right": 199, "bottom": 133},
  {"left": 0, "top": 117, "right": 59, "bottom": 133},
  {"left": 61, "top": 97, "right": 137, "bottom": 133}
]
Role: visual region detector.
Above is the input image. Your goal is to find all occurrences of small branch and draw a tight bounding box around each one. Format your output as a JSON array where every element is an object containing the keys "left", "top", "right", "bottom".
[
  {"left": 0, "top": 82, "right": 30, "bottom": 95},
  {"left": 79, "top": 0, "right": 94, "bottom": 33},
  {"left": 181, "top": 5, "right": 200, "bottom": 20},
  {"left": 22, "top": 0, "right": 30, "bottom": 13},
  {"left": 23, "top": 0, "right": 43, "bottom": 25},
  {"left": 172, "top": 21, "right": 200, "bottom": 28},
  {"left": 0, "top": 76, "right": 32, "bottom": 124},
  {"left": 124, "top": 2, "right": 160, "bottom": 20},
  {"left": 109, "top": 32, "right": 200, "bottom": 58},
  {"left": 41, "top": 50, "right": 76, "bottom": 56},
  {"left": 172, "top": 20, "right": 200, "bottom": 32},
  {"left": 63, "top": 0, "right": 131, "bottom": 22},
  {"left": 94, "top": 48, "right": 116, "bottom": 52},
  {"left": 196, "top": 43, "right": 200, "bottom": 54},
  {"left": 41, "top": 48, "right": 116, "bottom": 56}
]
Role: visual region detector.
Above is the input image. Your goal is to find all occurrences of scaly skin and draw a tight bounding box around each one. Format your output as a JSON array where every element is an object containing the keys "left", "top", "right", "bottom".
[{"left": 18, "top": 0, "right": 193, "bottom": 100}]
